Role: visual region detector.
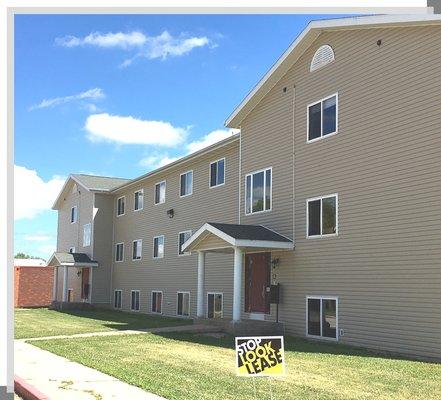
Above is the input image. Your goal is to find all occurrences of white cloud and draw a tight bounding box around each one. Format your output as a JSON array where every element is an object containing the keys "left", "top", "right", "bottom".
[
  {"left": 55, "top": 31, "right": 147, "bottom": 49},
  {"left": 139, "top": 154, "right": 180, "bottom": 170},
  {"left": 37, "top": 244, "right": 57, "bottom": 257},
  {"left": 24, "top": 234, "right": 52, "bottom": 242},
  {"left": 29, "top": 88, "right": 105, "bottom": 111},
  {"left": 14, "top": 165, "right": 65, "bottom": 220},
  {"left": 56, "top": 30, "right": 213, "bottom": 66},
  {"left": 186, "top": 129, "right": 240, "bottom": 153},
  {"left": 85, "top": 113, "right": 188, "bottom": 147},
  {"left": 138, "top": 128, "right": 239, "bottom": 171}
]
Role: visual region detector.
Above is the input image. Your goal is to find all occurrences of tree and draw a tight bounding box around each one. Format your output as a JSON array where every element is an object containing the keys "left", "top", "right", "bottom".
[{"left": 14, "top": 252, "right": 34, "bottom": 259}]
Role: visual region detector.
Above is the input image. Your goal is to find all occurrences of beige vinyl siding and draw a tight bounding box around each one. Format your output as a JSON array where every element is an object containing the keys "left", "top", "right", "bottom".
[
  {"left": 239, "top": 26, "right": 441, "bottom": 360},
  {"left": 112, "top": 141, "right": 238, "bottom": 318},
  {"left": 91, "top": 193, "right": 114, "bottom": 304},
  {"left": 55, "top": 181, "right": 94, "bottom": 302}
]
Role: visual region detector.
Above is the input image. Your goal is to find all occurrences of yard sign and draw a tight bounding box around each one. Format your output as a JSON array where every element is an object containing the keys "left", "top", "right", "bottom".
[{"left": 235, "top": 336, "right": 285, "bottom": 376}]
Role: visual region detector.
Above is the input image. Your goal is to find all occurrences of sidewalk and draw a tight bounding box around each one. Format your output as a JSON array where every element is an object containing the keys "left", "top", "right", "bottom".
[{"left": 15, "top": 340, "right": 165, "bottom": 400}]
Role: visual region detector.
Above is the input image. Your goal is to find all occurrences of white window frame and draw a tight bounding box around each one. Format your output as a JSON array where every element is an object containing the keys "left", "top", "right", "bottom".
[
  {"left": 116, "top": 196, "right": 125, "bottom": 217},
  {"left": 70, "top": 206, "right": 77, "bottom": 224},
  {"left": 114, "top": 289, "right": 122, "bottom": 309},
  {"left": 83, "top": 223, "right": 91, "bottom": 247},
  {"left": 206, "top": 292, "right": 224, "bottom": 319},
  {"left": 153, "top": 235, "right": 165, "bottom": 259},
  {"left": 154, "top": 180, "right": 166, "bottom": 205},
  {"left": 115, "top": 242, "right": 124, "bottom": 262},
  {"left": 134, "top": 189, "right": 144, "bottom": 212},
  {"left": 179, "top": 170, "right": 193, "bottom": 198},
  {"left": 209, "top": 157, "right": 226, "bottom": 188},
  {"left": 244, "top": 167, "right": 272, "bottom": 215},
  {"left": 306, "top": 92, "right": 339, "bottom": 143},
  {"left": 306, "top": 193, "right": 339, "bottom": 238},
  {"left": 69, "top": 247, "right": 75, "bottom": 254},
  {"left": 151, "top": 290, "right": 163, "bottom": 314},
  {"left": 178, "top": 230, "right": 192, "bottom": 256},
  {"left": 176, "top": 291, "right": 191, "bottom": 317},
  {"left": 306, "top": 295, "right": 339, "bottom": 341},
  {"left": 130, "top": 290, "right": 140, "bottom": 312},
  {"left": 132, "top": 239, "right": 142, "bottom": 261}
]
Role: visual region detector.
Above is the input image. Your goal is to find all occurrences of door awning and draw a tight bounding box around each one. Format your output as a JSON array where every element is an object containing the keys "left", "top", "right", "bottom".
[
  {"left": 182, "top": 222, "right": 293, "bottom": 253},
  {"left": 47, "top": 252, "right": 98, "bottom": 268}
]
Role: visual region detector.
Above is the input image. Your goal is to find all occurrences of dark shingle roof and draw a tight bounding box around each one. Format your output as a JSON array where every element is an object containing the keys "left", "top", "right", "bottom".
[
  {"left": 208, "top": 223, "right": 292, "bottom": 243},
  {"left": 49, "top": 252, "right": 98, "bottom": 266},
  {"left": 72, "top": 174, "right": 131, "bottom": 191}
]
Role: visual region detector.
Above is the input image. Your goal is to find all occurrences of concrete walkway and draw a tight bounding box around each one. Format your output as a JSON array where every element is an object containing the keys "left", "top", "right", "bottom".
[
  {"left": 15, "top": 340, "right": 165, "bottom": 400},
  {"left": 19, "top": 324, "right": 222, "bottom": 342}
]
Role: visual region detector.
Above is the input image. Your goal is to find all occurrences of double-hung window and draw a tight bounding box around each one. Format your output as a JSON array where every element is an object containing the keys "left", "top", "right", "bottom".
[
  {"left": 245, "top": 168, "right": 272, "bottom": 214},
  {"left": 70, "top": 206, "right": 77, "bottom": 223},
  {"left": 152, "top": 291, "right": 163, "bottom": 313},
  {"left": 131, "top": 290, "right": 140, "bottom": 311},
  {"left": 134, "top": 189, "right": 143, "bottom": 211},
  {"left": 114, "top": 290, "right": 122, "bottom": 309},
  {"left": 83, "top": 223, "right": 91, "bottom": 247},
  {"left": 177, "top": 292, "right": 190, "bottom": 317},
  {"left": 180, "top": 171, "right": 193, "bottom": 197},
  {"left": 178, "top": 231, "right": 192, "bottom": 256},
  {"left": 307, "top": 194, "right": 338, "bottom": 237},
  {"left": 209, "top": 158, "right": 225, "bottom": 188},
  {"left": 117, "top": 196, "right": 125, "bottom": 216},
  {"left": 207, "top": 292, "right": 223, "bottom": 319},
  {"left": 115, "top": 243, "right": 124, "bottom": 262},
  {"left": 153, "top": 235, "right": 164, "bottom": 259},
  {"left": 154, "top": 181, "right": 166, "bottom": 205},
  {"left": 132, "top": 239, "right": 142, "bottom": 260},
  {"left": 307, "top": 93, "right": 338, "bottom": 142},
  {"left": 307, "top": 296, "right": 338, "bottom": 339}
]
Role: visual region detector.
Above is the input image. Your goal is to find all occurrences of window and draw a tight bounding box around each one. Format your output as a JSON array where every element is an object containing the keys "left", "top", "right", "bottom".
[
  {"left": 207, "top": 292, "right": 223, "bottom": 319},
  {"left": 114, "top": 290, "right": 122, "bottom": 309},
  {"left": 307, "top": 296, "right": 338, "bottom": 339},
  {"left": 307, "top": 194, "right": 338, "bottom": 237},
  {"left": 130, "top": 290, "right": 140, "bottom": 311},
  {"left": 132, "top": 239, "right": 142, "bottom": 260},
  {"left": 117, "top": 196, "right": 125, "bottom": 216},
  {"left": 69, "top": 247, "right": 75, "bottom": 254},
  {"left": 154, "top": 181, "right": 166, "bottom": 205},
  {"left": 180, "top": 171, "right": 193, "bottom": 197},
  {"left": 178, "top": 231, "right": 192, "bottom": 256},
  {"left": 307, "top": 94, "right": 338, "bottom": 142},
  {"left": 115, "top": 243, "right": 124, "bottom": 262},
  {"left": 245, "top": 168, "right": 272, "bottom": 214},
  {"left": 83, "top": 223, "right": 91, "bottom": 247},
  {"left": 152, "top": 291, "right": 163, "bottom": 313},
  {"left": 177, "top": 292, "right": 190, "bottom": 317},
  {"left": 134, "top": 189, "right": 143, "bottom": 211},
  {"left": 70, "top": 206, "right": 77, "bottom": 223},
  {"left": 153, "top": 235, "right": 164, "bottom": 259},
  {"left": 209, "top": 158, "right": 225, "bottom": 188},
  {"left": 67, "top": 289, "right": 73, "bottom": 302}
]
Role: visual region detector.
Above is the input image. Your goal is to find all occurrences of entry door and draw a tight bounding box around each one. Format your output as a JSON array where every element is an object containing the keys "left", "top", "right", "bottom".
[
  {"left": 245, "top": 253, "right": 271, "bottom": 314},
  {"left": 81, "top": 268, "right": 90, "bottom": 300}
]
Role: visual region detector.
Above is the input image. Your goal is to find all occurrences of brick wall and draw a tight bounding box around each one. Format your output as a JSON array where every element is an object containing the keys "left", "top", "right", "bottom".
[{"left": 14, "top": 266, "right": 54, "bottom": 307}]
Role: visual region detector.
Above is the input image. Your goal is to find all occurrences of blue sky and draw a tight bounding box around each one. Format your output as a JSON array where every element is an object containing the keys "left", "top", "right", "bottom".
[{"left": 14, "top": 13, "right": 349, "bottom": 259}]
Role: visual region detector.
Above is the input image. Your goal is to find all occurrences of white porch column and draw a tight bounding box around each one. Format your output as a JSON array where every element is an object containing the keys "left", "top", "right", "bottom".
[
  {"left": 197, "top": 251, "right": 205, "bottom": 318},
  {"left": 52, "top": 266, "right": 58, "bottom": 301},
  {"left": 233, "top": 247, "right": 243, "bottom": 322},
  {"left": 62, "top": 266, "right": 69, "bottom": 302}
]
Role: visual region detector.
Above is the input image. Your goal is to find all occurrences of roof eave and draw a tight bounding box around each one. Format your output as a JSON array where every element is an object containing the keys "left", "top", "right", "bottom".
[{"left": 225, "top": 15, "right": 441, "bottom": 129}]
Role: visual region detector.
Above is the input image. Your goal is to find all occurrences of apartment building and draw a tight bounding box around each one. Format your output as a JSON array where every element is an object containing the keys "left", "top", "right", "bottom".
[{"left": 49, "top": 15, "right": 441, "bottom": 361}]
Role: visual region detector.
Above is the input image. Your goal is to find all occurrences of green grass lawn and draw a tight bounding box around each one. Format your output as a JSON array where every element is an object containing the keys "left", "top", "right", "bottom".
[
  {"left": 15, "top": 308, "right": 192, "bottom": 339},
  {"left": 31, "top": 332, "right": 441, "bottom": 400}
]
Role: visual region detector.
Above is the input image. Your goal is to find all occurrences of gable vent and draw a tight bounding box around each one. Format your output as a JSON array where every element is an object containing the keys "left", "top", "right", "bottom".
[{"left": 310, "top": 45, "right": 335, "bottom": 72}]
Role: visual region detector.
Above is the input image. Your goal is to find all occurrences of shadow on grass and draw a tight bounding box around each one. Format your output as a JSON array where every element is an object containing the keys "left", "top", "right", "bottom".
[
  {"left": 50, "top": 308, "right": 193, "bottom": 330},
  {"left": 150, "top": 331, "right": 430, "bottom": 364}
]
